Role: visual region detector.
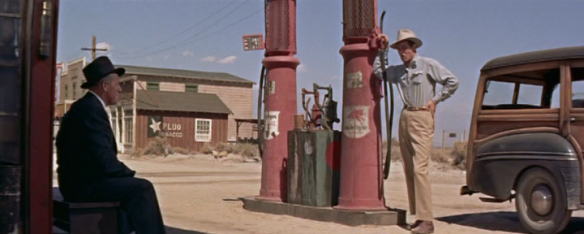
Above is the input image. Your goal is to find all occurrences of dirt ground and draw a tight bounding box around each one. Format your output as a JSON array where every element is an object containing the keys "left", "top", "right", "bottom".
[{"left": 55, "top": 153, "right": 584, "bottom": 234}]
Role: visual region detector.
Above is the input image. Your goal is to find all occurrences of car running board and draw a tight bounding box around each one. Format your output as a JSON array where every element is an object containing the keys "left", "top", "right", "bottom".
[{"left": 479, "top": 195, "right": 515, "bottom": 203}]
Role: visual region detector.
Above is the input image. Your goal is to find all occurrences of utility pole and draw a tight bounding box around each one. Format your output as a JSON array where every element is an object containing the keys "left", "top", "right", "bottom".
[{"left": 81, "top": 35, "right": 107, "bottom": 60}]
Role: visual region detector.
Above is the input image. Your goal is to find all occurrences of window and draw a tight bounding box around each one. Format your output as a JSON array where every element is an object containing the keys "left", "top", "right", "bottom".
[
  {"left": 195, "top": 119, "right": 212, "bottom": 142},
  {"left": 72, "top": 82, "right": 76, "bottom": 99},
  {"left": 186, "top": 84, "right": 198, "bottom": 93},
  {"left": 147, "top": 82, "right": 159, "bottom": 90},
  {"left": 482, "top": 68, "right": 560, "bottom": 110},
  {"left": 125, "top": 118, "right": 133, "bottom": 143},
  {"left": 572, "top": 67, "right": 584, "bottom": 108},
  {"left": 64, "top": 85, "right": 68, "bottom": 99},
  {"left": 124, "top": 109, "right": 133, "bottom": 117}
]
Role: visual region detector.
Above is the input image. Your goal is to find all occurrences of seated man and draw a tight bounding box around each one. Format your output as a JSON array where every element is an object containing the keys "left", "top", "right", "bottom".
[{"left": 56, "top": 56, "right": 165, "bottom": 234}]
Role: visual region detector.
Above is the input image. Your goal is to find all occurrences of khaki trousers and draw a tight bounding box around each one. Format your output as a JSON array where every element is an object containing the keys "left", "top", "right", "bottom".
[{"left": 399, "top": 109, "right": 434, "bottom": 221}]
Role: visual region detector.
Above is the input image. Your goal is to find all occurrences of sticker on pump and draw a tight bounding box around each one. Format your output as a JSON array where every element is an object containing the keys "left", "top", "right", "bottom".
[
  {"left": 343, "top": 105, "right": 370, "bottom": 138},
  {"left": 267, "top": 80, "right": 276, "bottom": 94},
  {"left": 346, "top": 71, "right": 363, "bottom": 89},
  {"left": 264, "top": 111, "right": 280, "bottom": 140}
]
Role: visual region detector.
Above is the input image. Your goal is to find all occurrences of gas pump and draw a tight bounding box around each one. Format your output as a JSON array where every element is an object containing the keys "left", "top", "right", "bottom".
[
  {"left": 0, "top": 0, "right": 58, "bottom": 232},
  {"left": 313, "top": 84, "right": 340, "bottom": 130},
  {"left": 335, "top": 0, "right": 386, "bottom": 211},
  {"left": 257, "top": 0, "right": 299, "bottom": 202},
  {"left": 301, "top": 88, "right": 322, "bottom": 130},
  {"left": 288, "top": 83, "right": 341, "bottom": 206}
]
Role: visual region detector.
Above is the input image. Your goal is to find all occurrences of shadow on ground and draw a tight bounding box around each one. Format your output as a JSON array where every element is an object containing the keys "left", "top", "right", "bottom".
[
  {"left": 437, "top": 211, "right": 584, "bottom": 234},
  {"left": 166, "top": 226, "right": 208, "bottom": 234}
]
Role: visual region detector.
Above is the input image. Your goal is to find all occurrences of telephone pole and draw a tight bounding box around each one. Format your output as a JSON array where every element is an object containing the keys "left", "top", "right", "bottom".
[{"left": 81, "top": 35, "right": 107, "bottom": 60}]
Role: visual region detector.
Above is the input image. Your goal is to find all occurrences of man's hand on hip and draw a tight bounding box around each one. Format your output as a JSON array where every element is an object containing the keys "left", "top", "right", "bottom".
[{"left": 425, "top": 100, "right": 437, "bottom": 118}]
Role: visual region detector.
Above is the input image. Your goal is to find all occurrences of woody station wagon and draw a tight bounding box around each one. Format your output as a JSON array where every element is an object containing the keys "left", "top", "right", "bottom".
[{"left": 461, "top": 46, "right": 584, "bottom": 234}]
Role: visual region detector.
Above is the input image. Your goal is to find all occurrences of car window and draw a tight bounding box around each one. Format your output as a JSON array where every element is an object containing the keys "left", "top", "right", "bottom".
[
  {"left": 573, "top": 67, "right": 584, "bottom": 108},
  {"left": 482, "top": 81, "right": 543, "bottom": 109},
  {"left": 483, "top": 81, "right": 514, "bottom": 107}
]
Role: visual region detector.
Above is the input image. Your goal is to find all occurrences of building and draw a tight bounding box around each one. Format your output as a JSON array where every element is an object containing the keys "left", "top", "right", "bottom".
[
  {"left": 54, "top": 57, "right": 86, "bottom": 118},
  {"left": 56, "top": 59, "right": 256, "bottom": 153}
]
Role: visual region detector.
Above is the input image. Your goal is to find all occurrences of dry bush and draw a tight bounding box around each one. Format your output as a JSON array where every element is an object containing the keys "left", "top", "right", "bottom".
[
  {"left": 172, "top": 147, "right": 190, "bottom": 155},
  {"left": 131, "top": 148, "right": 144, "bottom": 158},
  {"left": 143, "top": 137, "right": 173, "bottom": 156},
  {"left": 431, "top": 148, "right": 452, "bottom": 164},
  {"left": 199, "top": 143, "right": 213, "bottom": 154},
  {"left": 382, "top": 138, "right": 402, "bottom": 162},
  {"left": 451, "top": 141, "right": 468, "bottom": 169},
  {"left": 214, "top": 142, "right": 234, "bottom": 153},
  {"left": 231, "top": 143, "right": 259, "bottom": 158}
]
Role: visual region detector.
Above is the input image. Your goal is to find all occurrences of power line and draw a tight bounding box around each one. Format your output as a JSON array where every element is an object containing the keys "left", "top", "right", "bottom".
[
  {"left": 180, "top": 7, "right": 263, "bottom": 47},
  {"left": 125, "top": 0, "right": 235, "bottom": 54},
  {"left": 117, "top": 5, "right": 262, "bottom": 60},
  {"left": 118, "top": 1, "right": 248, "bottom": 58}
]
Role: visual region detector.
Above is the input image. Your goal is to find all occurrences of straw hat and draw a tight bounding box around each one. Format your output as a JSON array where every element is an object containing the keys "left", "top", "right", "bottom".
[{"left": 390, "top": 29, "right": 423, "bottom": 49}]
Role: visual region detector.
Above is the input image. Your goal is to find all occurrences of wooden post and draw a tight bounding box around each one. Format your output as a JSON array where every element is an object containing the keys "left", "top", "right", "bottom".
[
  {"left": 236, "top": 121, "right": 241, "bottom": 143},
  {"left": 442, "top": 130, "right": 446, "bottom": 152}
]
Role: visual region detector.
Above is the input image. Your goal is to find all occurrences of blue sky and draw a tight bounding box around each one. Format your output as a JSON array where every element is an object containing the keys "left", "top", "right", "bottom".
[{"left": 57, "top": 0, "right": 584, "bottom": 145}]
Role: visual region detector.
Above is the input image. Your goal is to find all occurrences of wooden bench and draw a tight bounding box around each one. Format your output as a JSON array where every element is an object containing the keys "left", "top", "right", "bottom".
[{"left": 53, "top": 187, "right": 125, "bottom": 234}]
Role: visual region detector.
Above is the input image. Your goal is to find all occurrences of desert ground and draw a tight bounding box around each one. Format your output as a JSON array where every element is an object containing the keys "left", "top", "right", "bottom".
[{"left": 53, "top": 153, "right": 584, "bottom": 234}]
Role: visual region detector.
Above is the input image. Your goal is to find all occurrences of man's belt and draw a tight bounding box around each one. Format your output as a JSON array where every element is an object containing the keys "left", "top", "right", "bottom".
[{"left": 404, "top": 106, "right": 429, "bottom": 111}]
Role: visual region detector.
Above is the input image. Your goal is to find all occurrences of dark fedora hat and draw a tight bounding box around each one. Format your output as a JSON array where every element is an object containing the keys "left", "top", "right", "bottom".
[{"left": 81, "top": 56, "right": 125, "bottom": 89}]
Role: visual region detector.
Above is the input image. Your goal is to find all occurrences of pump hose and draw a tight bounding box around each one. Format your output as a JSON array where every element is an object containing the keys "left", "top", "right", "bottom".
[
  {"left": 380, "top": 11, "right": 395, "bottom": 180},
  {"left": 257, "top": 66, "right": 266, "bottom": 159}
]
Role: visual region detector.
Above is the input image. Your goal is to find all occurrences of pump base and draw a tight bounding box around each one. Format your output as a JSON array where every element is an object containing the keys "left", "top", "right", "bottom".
[{"left": 241, "top": 196, "right": 405, "bottom": 226}]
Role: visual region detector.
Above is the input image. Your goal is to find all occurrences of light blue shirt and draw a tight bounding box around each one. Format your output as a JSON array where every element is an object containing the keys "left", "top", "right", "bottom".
[{"left": 373, "top": 52, "right": 459, "bottom": 107}]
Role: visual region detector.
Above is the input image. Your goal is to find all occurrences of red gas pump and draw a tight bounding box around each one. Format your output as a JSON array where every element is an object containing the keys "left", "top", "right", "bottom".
[
  {"left": 257, "top": 0, "right": 299, "bottom": 202},
  {"left": 335, "top": 0, "right": 385, "bottom": 211},
  {"left": 0, "top": 0, "right": 59, "bottom": 232}
]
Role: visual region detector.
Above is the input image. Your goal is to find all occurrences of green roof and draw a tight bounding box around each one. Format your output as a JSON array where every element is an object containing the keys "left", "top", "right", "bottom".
[
  {"left": 482, "top": 46, "right": 584, "bottom": 71},
  {"left": 116, "top": 65, "right": 254, "bottom": 84},
  {"left": 136, "top": 90, "right": 232, "bottom": 114}
]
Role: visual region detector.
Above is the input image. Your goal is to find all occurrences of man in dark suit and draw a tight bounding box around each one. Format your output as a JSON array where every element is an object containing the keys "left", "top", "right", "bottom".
[{"left": 56, "top": 56, "right": 166, "bottom": 234}]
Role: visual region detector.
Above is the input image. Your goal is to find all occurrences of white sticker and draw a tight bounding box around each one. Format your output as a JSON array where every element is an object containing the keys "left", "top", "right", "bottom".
[
  {"left": 346, "top": 71, "right": 363, "bottom": 89},
  {"left": 264, "top": 111, "right": 280, "bottom": 140},
  {"left": 343, "top": 105, "right": 371, "bottom": 138},
  {"left": 304, "top": 140, "right": 313, "bottom": 155},
  {"left": 267, "top": 81, "right": 276, "bottom": 94}
]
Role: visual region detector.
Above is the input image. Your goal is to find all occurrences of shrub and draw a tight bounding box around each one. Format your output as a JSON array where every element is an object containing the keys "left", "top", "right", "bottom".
[
  {"left": 142, "top": 137, "right": 173, "bottom": 156},
  {"left": 382, "top": 138, "right": 402, "bottom": 162},
  {"left": 131, "top": 148, "right": 144, "bottom": 158},
  {"left": 214, "top": 142, "right": 234, "bottom": 153},
  {"left": 173, "top": 147, "right": 190, "bottom": 155},
  {"left": 231, "top": 143, "right": 259, "bottom": 158},
  {"left": 431, "top": 148, "right": 452, "bottom": 164},
  {"left": 451, "top": 141, "right": 467, "bottom": 169}
]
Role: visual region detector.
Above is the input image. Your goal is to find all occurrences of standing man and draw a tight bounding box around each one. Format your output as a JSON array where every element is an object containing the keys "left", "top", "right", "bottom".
[
  {"left": 56, "top": 56, "right": 166, "bottom": 234},
  {"left": 374, "top": 29, "right": 459, "bottom": 234}
]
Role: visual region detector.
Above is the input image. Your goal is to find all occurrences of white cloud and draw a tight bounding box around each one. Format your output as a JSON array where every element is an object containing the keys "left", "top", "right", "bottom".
[
  {"left": 217, "top": 55, "right": 237, "bottom": 64},
  {"left": 95, "top": 42, "right": 111, "bottom": 50},
  {"left": 147, "top": 56, "right": 153, "bottom": 61},
  {"left": 201, "top": 56, "right": 217, "bottom": 62},
  {"left": 330, "top": 74, "right": 341, "bottom": 81},
  {"left": 182, "top": 50, "right": 194, "bottom": 56},
  {"left": 297, "top": 64, "right": 308, "bottom": 73},
  {"left": 95, "top": 42, "right": 113, "bottom": 58},
  {"left": 163, "top": 54, "right": 171, "bottom": 60}
]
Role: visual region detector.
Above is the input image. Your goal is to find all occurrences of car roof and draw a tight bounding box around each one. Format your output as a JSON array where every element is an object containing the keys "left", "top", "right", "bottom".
[{"left": 481, "top": 46, "right": 584, "bottom": 71}]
